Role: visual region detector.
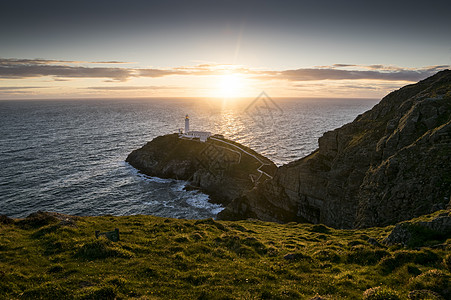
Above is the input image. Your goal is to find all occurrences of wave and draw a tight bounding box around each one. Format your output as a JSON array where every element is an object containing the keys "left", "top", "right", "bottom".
[{"left": 185, "top": 192, "right": 224, "bottom": 215}]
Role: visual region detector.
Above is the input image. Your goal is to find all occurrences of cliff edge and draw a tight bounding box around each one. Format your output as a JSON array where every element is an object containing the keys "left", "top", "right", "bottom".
[{"left": 219, "top": 70, "right": 451, "bottom": 228}]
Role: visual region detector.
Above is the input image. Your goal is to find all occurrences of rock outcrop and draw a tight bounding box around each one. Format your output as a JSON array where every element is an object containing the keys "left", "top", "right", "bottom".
[
  {"left": 126, "top": 134, "right": 277, "bottom": 206},
  {"left": 383, "top": 209, "right": 451, "bottom": 247},
  {"left": 219, "top": 70, "right": 451, "bottom": 228}
]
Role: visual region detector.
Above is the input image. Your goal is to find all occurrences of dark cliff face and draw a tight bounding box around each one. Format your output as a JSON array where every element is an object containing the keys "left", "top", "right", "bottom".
[
  {"left": 220, "top": 70, "right": 451, "bottom": 228},
  {"left": 126, "top": 134, "right": 277, "bottom": 206}
]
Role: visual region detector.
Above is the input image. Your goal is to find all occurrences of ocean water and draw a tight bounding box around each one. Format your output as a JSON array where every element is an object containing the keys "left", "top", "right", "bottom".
[{"left": 0, "top": 98, "right": 378, "bottom": 219}]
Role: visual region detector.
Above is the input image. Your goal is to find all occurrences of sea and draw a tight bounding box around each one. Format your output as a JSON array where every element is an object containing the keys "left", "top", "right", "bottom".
[{"left": 0, "top": 97, "right": 379, "bottom": 219}]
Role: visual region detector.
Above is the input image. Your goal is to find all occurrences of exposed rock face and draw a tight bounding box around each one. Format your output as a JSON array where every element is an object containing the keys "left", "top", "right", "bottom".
[
  {"left": 383, "top": 210, "right": 451, "bottom": 247},
  {"left": 16, "top": 211, "right": 79, "bottom": 228},
  {"left": 126, "top": 134, "right": 277, "bottom": 206},
  {"left": 384, "top": 210, "right": 451, "bottom": 246},
  {"left": 220, "top": 70, "right": 451, "bottom": 228}
]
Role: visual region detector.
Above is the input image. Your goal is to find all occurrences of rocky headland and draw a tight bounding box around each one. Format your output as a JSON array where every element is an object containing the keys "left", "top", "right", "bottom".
[
  {"left": 126, "top": 134, "right": 277, "bottom": 207},
  {"left": 127, "top": 70, "right": 451, "bottom": 229}
]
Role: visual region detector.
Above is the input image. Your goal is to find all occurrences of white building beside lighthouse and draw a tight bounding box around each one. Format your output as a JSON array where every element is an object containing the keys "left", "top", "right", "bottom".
[{"left": 180, "top": 114, "right": 211, "bottom": 142}]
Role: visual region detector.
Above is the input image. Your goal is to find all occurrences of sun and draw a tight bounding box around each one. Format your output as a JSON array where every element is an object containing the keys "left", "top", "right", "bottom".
[{"left": 218, "top": 73, "right": 244, "bottom": 98}]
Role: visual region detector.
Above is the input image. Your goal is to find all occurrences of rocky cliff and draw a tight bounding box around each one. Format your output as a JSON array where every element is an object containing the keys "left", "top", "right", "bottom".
[
  {"left": 219, "top": 70, "right": 451, "bottom": 228},
  {"left": 126, "top": 134, "right": 277, "bottom": 206}
]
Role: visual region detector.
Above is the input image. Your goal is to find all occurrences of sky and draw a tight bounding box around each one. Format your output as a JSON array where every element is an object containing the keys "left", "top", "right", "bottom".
[{"left": 1, "top": 0, "right": 450, "bottom": 99}]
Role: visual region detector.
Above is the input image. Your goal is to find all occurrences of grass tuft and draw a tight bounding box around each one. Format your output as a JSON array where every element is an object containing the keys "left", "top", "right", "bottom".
[
  {"left": 20, "top": 283, "right": 71, "bottom": 299},
  {"left": 346, "top": 245, "right": 389, "bottom": 265},
  {"left": 75, "top": 238, "right": 134, "bottom": 260},
  {"left": 363, "top": 286, "right": 400, "bottom": 300},
  {"left": 408, "top": 269, "right": 450, "bottom": 299}
]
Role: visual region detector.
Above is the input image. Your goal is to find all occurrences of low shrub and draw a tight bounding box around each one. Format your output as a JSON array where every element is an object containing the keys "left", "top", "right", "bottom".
[
  {"left": 443, "top": 253, "right": 451, "bottom": 271},
  {"left": 75, "top": 238, "right": 134, "bottom": 260},
  {"left": 408, "top": 269, "right": 450, "bottom": 299},
  {"left": 242, "top": 236, "right": 267, "bottom": 255},
  {"left": 310, "top": 224, "right": 330, "bottom": 234},
  {"left": 346, "top": 245, "right": 389, "bottom": 265},
  {"left": 47, "top": 264, "right": 63, "bottom": 273},
  {"left": 215, "top": 234, "right": 265, "bottom": 257},
  {"left": 363, "top": 286, "right": 400, "bottom": 300},
  {"left": 174, "top": 236, "right": 190, "bottom": 243},
  {"left": 379, "top": 250, "right": 440, "bottom": 272},
  {"left": 313, "top": 249, "right": 341, "bottom": 263},
  {"left": 20, "top": 283, "right": 71, "bottom": 299},
  {"left": 235, "top": 245, "right": 258, "bottom": 258},
  {"left": 283, "top": 252, "right": 312, "bottom": 261},
  {"left": 407, "top": 289, "right": 444, "bottom": 299},
  {"left": 79, "top": 285, "right": 117, "bottom": 300},
  {"left": 195, "top": 218, "right": 228, "bottom": 231},
  {"left": 228, "top": 224, "right": 249, "bottom": 232},
  {"left": 406, "top": 264, "right": 422, "bottom": 276},
  {"left": 348, "top": 240, "right": 366, "bottom": 247},
  {"left": 141, "top": 267, "right": 159, "bottom": 278}
]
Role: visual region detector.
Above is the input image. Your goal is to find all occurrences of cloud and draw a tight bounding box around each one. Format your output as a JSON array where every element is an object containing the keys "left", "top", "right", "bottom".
[
  {"left": 0, "top": 58, "right": 186, "bottom": 80},
  {"left": 92, "top": 61, "right": 133, "bottom": 64},
  {"left": 339, "top": 85, "right": 378, "bottom": 90},
  {"left": 1, "top": 57, "right": 448, "bottom": 84},
  {"left": 281, "top": 69, "right": 413, "bottom": 81},
  {"left": 0, "top": 86, "right": 49, "bottom": 90},
  {"left": 83, "top": 86, "right": 180, "bottom": 90},
  {"left": 261, "top": 65, "right": 449, "bottom": 82},
  {"left": 332, "top": 64, "right": 357, "bottom": 68},
  {"left": 0, "top": 63, "right": 133, "bottom": 81},
  {"left": 0, "top": 58, "right": 131, "bottom": 65},
  {"left": 0, "top": 58, "right": 81, "bottom": 65},
  {"left": 137, "top": 69, "right": 183, "bottom": 77}
]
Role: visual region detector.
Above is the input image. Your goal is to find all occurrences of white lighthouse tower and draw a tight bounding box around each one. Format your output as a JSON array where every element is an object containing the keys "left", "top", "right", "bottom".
[
  {"left": 185, "top": 114, "right": 190, "bottom": 133},
  {"left": 180, "top": 114, "right": 211, "bottom": 142}
]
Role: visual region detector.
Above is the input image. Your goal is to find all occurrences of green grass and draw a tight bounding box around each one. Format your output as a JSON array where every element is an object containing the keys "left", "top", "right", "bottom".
[{"left": 0, "top": 213, "right": 450, "bottom": 299}]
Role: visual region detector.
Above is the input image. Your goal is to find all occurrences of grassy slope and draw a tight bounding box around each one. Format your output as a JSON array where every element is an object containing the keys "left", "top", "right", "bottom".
[{"left": 0, "top": 212, "right": 450, "bottom": 299}]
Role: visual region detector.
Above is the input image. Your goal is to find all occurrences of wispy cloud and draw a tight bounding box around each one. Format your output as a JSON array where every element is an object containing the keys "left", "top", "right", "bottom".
[
  {"left": 274, "top": 66, "right": 448, "bottom": 82},
  {"left": 0, "top": 64, "right": 132, "bottom": 81},
  {"left": 332, "top": 64, "right": 357, "bottom": 68},
  {"left": 0, "top": 86, "right": 49, "bottom": 90},
  {"left": 83, "top": 86, "right": 180, "bottom": 90},
  {"left": 0, "top": 58, "right": 131, "bottom": 65},
  {"left": 137, "top": 69, "right": 183, "bottom": 78}
]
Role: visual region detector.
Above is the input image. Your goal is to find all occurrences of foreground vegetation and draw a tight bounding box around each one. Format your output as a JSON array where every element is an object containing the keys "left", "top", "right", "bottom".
[{"left": 0, "top": 211, "right": 450, "bottom": 299}]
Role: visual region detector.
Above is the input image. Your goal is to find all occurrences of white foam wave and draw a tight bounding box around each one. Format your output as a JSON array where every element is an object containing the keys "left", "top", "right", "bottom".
[
  {"left": 140, "top": 175, "right": 173, "bottom": 184},
  {"left": 185, "top": 192, "right": 224, "bottom": 214},
  {"left": 173, "top": 181, "right": 188, "bottom": 192}
]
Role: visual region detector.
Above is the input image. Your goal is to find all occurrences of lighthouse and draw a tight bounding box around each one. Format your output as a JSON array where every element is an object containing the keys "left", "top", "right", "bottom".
[
  {"left": 180, "top": 114, "right": 211, "bottom": 142},
  {"left": 185, "top": 114, "right": 190, "bottom": 133}
]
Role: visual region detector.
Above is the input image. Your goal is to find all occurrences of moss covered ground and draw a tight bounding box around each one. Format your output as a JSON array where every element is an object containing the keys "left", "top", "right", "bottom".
[{"left": 0, "top": 212, "right": 450, "bottom": 299}]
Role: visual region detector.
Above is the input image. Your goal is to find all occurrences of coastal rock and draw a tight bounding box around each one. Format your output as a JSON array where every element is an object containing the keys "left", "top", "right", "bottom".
[
  {"left": 126, "top": 134, "right": 277, "bottom": 206},
  {"left": 0, "top": 215, "right": 14, "bottom": 225},
  {"left": 17, "top": 211, "right": 79, "bottom": 228},
  {"left": 383, "top": 210, "right": 451, "bottom": 247},
  {"left": 220, "top": 70, "right": 451, "bottom": 228}
]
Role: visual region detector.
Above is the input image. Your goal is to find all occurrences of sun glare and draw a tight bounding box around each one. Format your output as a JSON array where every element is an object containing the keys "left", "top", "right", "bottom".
[{"left": 218, "top": 73, "right": 244, "bottom": 98}]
